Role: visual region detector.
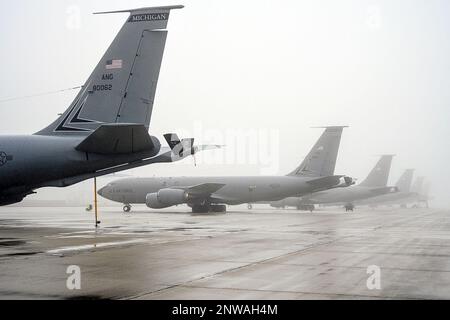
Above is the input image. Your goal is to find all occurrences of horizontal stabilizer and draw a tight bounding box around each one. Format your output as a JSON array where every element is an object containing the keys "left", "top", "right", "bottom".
[
  {"left": 370, "top": 186, "right": 399, "bottom": 196},
  {"left": 75, "top": 124, "right": 155, "bottom": 154},
  {"left": 306, "top": 175, "right": 346, "bottom": 192},
  {"left": 181, "top": 138, "right": 195, "bottom": 155},
  {"left": 163, "top": 134, "right": 195, "bottom": 155},
  {"left": 164, "top": 133, "right": 181, "bottom": 150}
]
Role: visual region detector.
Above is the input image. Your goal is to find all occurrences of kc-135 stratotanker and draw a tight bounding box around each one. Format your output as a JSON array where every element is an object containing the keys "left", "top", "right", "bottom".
[
  {"left": 0, "top": 6, "right": 219, "bottom": 206},
  {"left": 99, "top": 127, "right": 355, "bottom": 213}
]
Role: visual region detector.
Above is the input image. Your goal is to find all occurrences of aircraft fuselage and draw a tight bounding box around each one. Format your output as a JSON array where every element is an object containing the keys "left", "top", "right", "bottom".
[
  {"left": 99, "top": 176, "right": 342, "bottom": 206},
  {"left": 0, "top": 135, "right": 158, "bottom": 203}
]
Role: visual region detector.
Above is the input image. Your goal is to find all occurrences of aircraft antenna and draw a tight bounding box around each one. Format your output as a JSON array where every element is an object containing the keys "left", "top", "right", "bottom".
[{"left": 0, "top": 86, "right": 82, "bottom": 104}]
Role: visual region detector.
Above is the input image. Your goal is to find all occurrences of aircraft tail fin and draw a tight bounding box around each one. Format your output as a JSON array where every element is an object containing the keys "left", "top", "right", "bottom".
[
  {"left": 411, "top": 176, "right": 425, "bottom": 194},
  {"left": 421, "top": 181, "right": 431, "bottom": 199},
  {"left": 395, "top": 169, "right": 414, "bottom": 192},
  {"left": 36, "top": 5, "right": 183, "bottom": 136},
  {"left": 359, "top": 155, "right": 394, "bottom": 187},
  {"left": 288, "top": 126, "right": 347, "bottom": 177}
]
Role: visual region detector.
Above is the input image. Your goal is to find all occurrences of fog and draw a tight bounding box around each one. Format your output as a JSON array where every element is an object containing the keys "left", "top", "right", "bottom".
[{"left": 0, "top": 0, "right": 449, "bottom": 207}]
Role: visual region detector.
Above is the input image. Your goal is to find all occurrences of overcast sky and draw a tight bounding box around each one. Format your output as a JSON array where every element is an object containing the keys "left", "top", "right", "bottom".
[{"left": 0, "top": 0, "right": 449, "bottom": 206}]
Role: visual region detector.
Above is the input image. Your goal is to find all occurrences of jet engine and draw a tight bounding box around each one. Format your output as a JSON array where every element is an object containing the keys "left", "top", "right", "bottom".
[{"left": 146, "top": 189, "right": 189, "bottom": 209}]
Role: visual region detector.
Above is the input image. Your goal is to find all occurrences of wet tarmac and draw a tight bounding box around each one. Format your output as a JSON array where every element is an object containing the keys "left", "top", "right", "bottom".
[{"left": 0, "top": 205, "right": 448, "bottom": 300}]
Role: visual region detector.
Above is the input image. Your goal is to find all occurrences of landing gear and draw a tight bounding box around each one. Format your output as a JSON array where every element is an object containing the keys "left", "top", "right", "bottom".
[
  {"left": 123, "top": 204, "right": 132, "bottom": 213},
  {"left": 297, "top": 205, "right": 315, "bottom": 212},
  {"left": 211, "top": 205, "right": 227, "bottom": 213},
  {"left": 192, "top": 204, "right": 210, "bottom": 214},
  {"left": 345, "top": 203, "right": 354, "bottom": 212},
  {"left": 247, "top": 204, "right": 253, "bottom": 210},
  {"left": 192, "top": 204, "right": 227, "bottom": 214}
]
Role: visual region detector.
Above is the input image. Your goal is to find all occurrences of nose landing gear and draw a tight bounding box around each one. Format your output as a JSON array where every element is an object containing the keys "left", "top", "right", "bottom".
[{"left": 123, "top": 204, "right": 132, "bottom": 213}]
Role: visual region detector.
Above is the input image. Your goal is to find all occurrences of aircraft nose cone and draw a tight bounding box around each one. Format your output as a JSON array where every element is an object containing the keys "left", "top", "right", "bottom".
[{"left": 97, "top": 187, "right": 106, "bottom": 197}]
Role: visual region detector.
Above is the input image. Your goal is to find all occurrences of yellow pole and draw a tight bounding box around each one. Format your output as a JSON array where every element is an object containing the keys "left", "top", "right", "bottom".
[{"left": 94, "top": 177, "right": 99, "bottom": 228}]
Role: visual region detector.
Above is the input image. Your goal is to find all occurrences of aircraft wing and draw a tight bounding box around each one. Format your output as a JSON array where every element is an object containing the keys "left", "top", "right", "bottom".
[
  {"left": 173, "top": 183, "right": 226, "bottom": 196},
  {"left": 167, "top": 183, "right": 227, "bottom": 203}
]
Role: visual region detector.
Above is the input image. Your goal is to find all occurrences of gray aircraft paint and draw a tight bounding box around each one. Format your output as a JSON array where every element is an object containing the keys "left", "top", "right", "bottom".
[
  {"left": 355, "top": 169, "right": 417, "bottom": 206},
  {"left": 411, "top": 176, "right": 425, "bottom": 194},
  {"left": 288, "top": 126, "right": 347, "bottom": 177},
  {"left": 358, "top": 154, "right": 395, "bottom": 187},
  {"left": 395, "top": 169, "right": 415, "bottom": 193},
  {"left": 411, "top": 177, "right": 431, "bottom": 205},
  {"left": 0, "top": 6, "right": 214, "bottom": 206},
  {"left": 271, "top": 154, "right": 397, "bottom": 208},
  {"left": 37, "top": 7, "right": 176, "bottom": 135},
  {"left": 98, "top": 127, "right": 353, "bottom": 209}
]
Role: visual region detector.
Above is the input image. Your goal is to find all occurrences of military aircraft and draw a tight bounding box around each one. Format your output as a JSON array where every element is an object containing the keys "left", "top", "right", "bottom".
[
  {"left": 98, "top": 126, "right": 355, "bottom": 213},
  {"left": 354, "top": 169, "right": 418, "bottom": 207},
  {"left": 0, "top": 6, "right": 216, "bottom": 206},
  {"left": 270, "top": 154, "right": 398, "bottom": 212},
  {"left": 415, "top": 178, "right": 432, "bottom": 208},
  {"left": 403, "top": 176, "right": 431, "bottom": 208}
]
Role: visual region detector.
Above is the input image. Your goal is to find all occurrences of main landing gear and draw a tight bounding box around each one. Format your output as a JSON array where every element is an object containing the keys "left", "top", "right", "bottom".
[
  {"left": 247, "top": 204, "right": 253, "bottom": 210},
  {"left": 345, "top": 203, "right": 355, "bottom": 212},
  {"left": 297, "top": 204, "right": 315, "bottom": 212},
  {"left": 123, "top": 204, "right": 132, "bottom": 213},
  {"left": 191, "top": 204, "right": 227, "bottom": 214}
]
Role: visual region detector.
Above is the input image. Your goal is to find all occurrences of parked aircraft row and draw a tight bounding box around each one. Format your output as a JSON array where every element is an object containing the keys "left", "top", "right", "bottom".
[
  {"left": 0, "top": 6, "right": 430, "bottom": 213},
  {"left": 270, "top": 160, "right": 430, "bottom": 212},
  {"left": 98, "top": 130, "right": 429, "bottom": 213},
  {"left": 98, "top": 126, "right": 355, "bottom": 213}
]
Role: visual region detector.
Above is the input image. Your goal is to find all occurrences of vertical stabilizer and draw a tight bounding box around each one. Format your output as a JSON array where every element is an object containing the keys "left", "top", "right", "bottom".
[
  {"left": 36, "top": 5, "right": 183, "bottom": 136},
  {"left": 288, "top": 126, "right": 347, "bottom": 177},
  {"left": 395, "top": 169, "right": 415, "bottom": 192},
  {"left": 359, "top": 155, "right": 394, "bottom": 187},
  {"left": 411, "top": 176, "right": 425, "bottom": 194}
]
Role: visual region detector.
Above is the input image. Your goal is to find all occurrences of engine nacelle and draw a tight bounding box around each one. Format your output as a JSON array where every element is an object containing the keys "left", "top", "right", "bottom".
[{"left": 145, "top": 189, "right": 188, "bottom": 209}]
